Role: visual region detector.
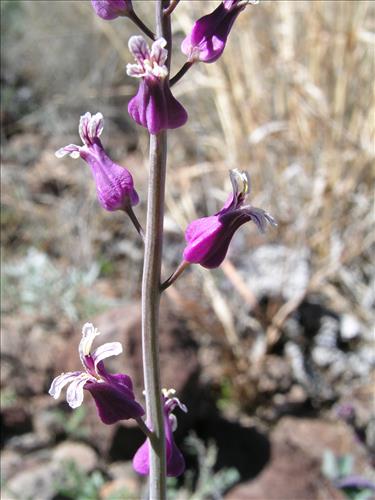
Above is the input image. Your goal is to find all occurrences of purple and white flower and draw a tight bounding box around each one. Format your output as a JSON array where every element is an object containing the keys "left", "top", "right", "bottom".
[
  {"left": 183, "top": 169, "right": 276, "bottom": 269},
  {"left": 49, "top": 323, "right": 144, "bottom": 425},
  {"left": 55, "top": 112, "right": 139, "bottom": 212},
  {"left": 127, "top": 36, "right": 188, "bottom": 134},
  {"left": 91, "top": 0, "right": 133, "bottom": 20},
  {"left": 181, "top": 0, "right": 258, "bottom": 64},
  {"left": 133, "top": 389, "right": 187, "bottom": 477}
]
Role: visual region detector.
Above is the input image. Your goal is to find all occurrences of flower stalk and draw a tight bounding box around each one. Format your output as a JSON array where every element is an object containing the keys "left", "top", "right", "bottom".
[{"left": 140, "top": 2, "right": 171, "bottom": 498}]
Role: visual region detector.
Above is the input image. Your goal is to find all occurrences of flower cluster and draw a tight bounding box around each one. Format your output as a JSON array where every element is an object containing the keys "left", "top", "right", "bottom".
[
  {"left": 52, "top": 0, "right": 274, "bottom": 485},
  {"left": 50, "top": 324, "right": 188, "bottom": 477}
]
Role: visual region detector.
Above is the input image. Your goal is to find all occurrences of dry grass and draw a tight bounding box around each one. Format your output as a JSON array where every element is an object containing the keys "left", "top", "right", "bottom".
[{"left": 2, "top": 0, "right": 374, "bottom": 403}]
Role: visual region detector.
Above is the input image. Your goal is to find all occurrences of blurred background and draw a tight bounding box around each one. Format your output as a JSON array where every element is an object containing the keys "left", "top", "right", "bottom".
[{"left": 1, "top": 1, "right": 374, "bottom": 499}]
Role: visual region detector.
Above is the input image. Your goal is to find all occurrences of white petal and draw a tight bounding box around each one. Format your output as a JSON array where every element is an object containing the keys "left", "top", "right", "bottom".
[
  {"left": 48, "top": 371, "right": 82, "bottom": 399},
  {"left": 151, "top": 37, "right": 168, "bottom": 66},
  {"left": 79, "top": 323, "right": 101, "bottom": 365},
  {"left": 91, "top": 342, "right": 123, "bottom": 370},
  {"left": 79, "top": 112, "right": 92, "bottom": 145},
  {"left": 69, "top": 151, "right": 81, "bottom": 159},
  {"left": 55, "top": 145, "right": 80, "bottom": 159},
  {"left": 126, "top": 63, "right": 145, "bottom": 78},
  {"left": 128, "top": 35, "right": 149, "bottom": 61},
  {"left": 66, "top": 373, "right": 92, "bottom": 409},
  {"left": 89, "top": 112, "right": 104, "bottom": 141},
  {"left": 230, "top": 169, "right": 250, "bottom": 196}
]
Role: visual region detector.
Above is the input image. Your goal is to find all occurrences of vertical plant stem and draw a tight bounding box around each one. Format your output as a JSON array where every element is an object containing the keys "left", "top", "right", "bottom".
[{"left": 141, "top": 2, "right": 171, "bottom": 499}]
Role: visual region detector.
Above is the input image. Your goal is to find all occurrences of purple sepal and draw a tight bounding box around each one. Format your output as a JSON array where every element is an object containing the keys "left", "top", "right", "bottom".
[
  {"left": 128, "top": 79, "right": 188, "bottom": 135},
  {"left": 91, "top": 0, "right": 132, "bottom": 20},
  {"left": 81, "top": 140, "right": 139, "bottom": 211},
  {"left": 181, "top": 1, "right": 247, "bottom": 63},
  {"left": 183, "top": 170, "right": 276, "bottom": 269},
  {"left": 132, "top": 390, "right": 187, "bottom": 477},
  {"left": 85, "top": 378, "right": 144, "bottom": 425},
  {"left": 132, "top": 437, "right": 185, "bottom": 477}
]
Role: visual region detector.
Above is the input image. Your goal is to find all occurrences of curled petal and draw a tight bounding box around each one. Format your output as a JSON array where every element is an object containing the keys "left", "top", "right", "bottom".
[
  {"left": 150, "top": 38, "right": 168, "bottom": 66},
  {"left": 55, "top": 145, "right": 81, "bottom": 159},
  {"left": 126, "top": 63, "right": 145, "bottom": 78},
  {"left": 48, "top": 371, "right": 82, "bottom": 399},
  {"left": 89, "top": 112, "right": 104, "bottom": 140},
  {"left": 91, "top": 342, "right": 123, "bottom": 370},
  {"left": 79, "top": 323, "right": 101, "bottom": 365},
  {"left": 66, "top": 373, "right": 93, "bottom": 409},
  {"left": 79, "top": 112, "right": 92, "bottom": 145},
  {"left": 128, "top": 35, "right": 150, "bottom": 62},
  {"left": 242, "top": 206, "right": 277, "bottom": 233},
  {"left": 79, "top": 112, "right": 104, "bottom": 146}
]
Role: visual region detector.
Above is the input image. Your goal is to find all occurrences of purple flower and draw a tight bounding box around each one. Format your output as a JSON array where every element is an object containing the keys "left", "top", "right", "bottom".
[
  {"left": 55, "top": 112, "right": 139, "bottom": 212},
  {"left": 181, "top": 0, "right": 258, "bottom": 63},
  {"left": 183, "top": 169, "right": 276, "bottom": 269},
  {"left": 127, "top": 36, "right": 188, "bottom": 134},
  {"left": 91, "top": 0, "right": 133, "bottom": 20},
  {"left": 49, "top": 323, "right": 145, "bottom": 425},
  {"left": 133, "top": 389, "right": 187, "bottom": 477}
]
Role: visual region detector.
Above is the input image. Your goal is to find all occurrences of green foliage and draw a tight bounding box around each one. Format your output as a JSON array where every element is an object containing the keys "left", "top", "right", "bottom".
[
  {"left": 54, "top": 461, "right": 105, "bottom": 500},
  {"left": 2, "top": 248, "right": 115, "bottom": 320},
  {"left": 51, "top": 406, "right": 89, "bottom": 440},
  {"left": 216, "top": 377, "right": 234, "bottom": 412},
  {"left": 0, "top": 388, "right": 17, "bottom": 409},
  {"left": 167, "top": 433, "right": 240, "bottom": 500}
]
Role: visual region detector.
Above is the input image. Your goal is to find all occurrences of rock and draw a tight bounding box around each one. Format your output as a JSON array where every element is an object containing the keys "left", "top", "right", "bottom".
[
  {"left": 101, "top": 463, "right": 140, "bottom": 500},
  {"left": 225, "top": 417, "right": 371, "bottom": 500},
  {"left": 7, "top": 432, "right": 50, "bottom": 453},
  {"left": 4, "top": 461, "right": 63, "bottom": 500},
  {"left": 4, "top": 133, "right": 44, "bottom": 166},
  {"left": 52, "top": 441, "right": 98, "bottom": 473},
  {"left": 340, "top": 314, "right": 361, "bottom": 341},
  {"left": 236, "top": 244, "right": 310, "bottom": 301},
  {"left": 1, "top": 450, "right": 23, "bottom": 483}
]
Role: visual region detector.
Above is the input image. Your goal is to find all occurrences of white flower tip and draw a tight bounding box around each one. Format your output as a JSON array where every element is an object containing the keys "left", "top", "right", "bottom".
[
  {"left": 81, "top": 323, "right": 101, "bottom": 356},
  {"left": 230, "top": 169, "right": 250, "bottom": 196},
  {"left": 68, "top": 400, "right": 82, "bottom": 409},
  {"left": 55, "top": 148, "right": 68, "bottom": 158},
  {"left": 162, "top": 388, "right": 176, "bottom": 398},
  {"left": 153, "top": 37, "right": 167, "bottom": 49},
  {"left": 128, "top": 35, "right": 148, "bottom": 56}
]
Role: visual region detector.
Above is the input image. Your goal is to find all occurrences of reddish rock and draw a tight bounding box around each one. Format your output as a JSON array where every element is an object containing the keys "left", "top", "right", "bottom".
[{"left": 226, "top": 417, "right": 370, "bottom": 500}]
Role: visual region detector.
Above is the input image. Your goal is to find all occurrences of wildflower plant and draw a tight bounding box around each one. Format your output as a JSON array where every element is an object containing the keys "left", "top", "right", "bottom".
[{"left": 51, "top": 1, "right": 274, "bottom": 498}]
